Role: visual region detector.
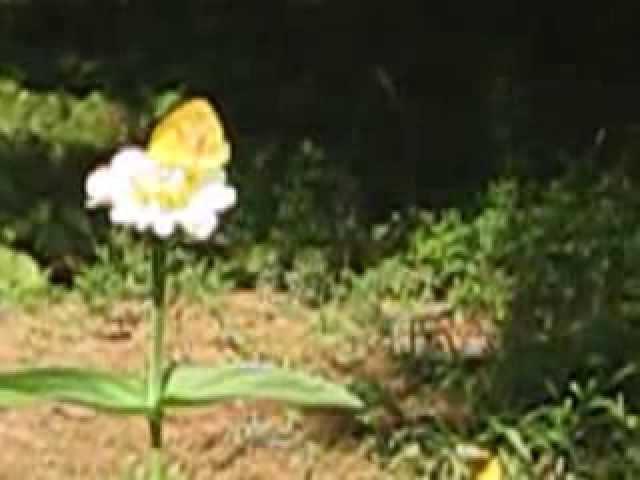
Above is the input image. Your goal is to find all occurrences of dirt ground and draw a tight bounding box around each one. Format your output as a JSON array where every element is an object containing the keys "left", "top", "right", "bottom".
[{"left": 0, "top": 291, "right": 393, "bottom": 480}]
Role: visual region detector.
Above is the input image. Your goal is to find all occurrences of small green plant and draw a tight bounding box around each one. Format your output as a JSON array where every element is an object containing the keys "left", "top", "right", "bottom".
[
  {"left": 339, "top": 181, "right": 518, "bottom": 327},
  {"left": 0, "top": 98, "right": 362, "bottom": 479},
  {"left": 75, "top": 229, "right": 237, "bottom": 306},
  {"left": 73, "top": 229, "right": 150, "bottom": 304},
  {"left": 117, "top": 458, "right": 188, "bottom": 480},
  {"left": 0, "top": 243, "right": 48, "bottom": 303}
]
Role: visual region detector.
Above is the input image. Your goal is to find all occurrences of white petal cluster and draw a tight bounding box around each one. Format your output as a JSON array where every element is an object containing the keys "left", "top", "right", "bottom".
[{"left": 86, "top": 147, "right": 236, "bottom": 240}]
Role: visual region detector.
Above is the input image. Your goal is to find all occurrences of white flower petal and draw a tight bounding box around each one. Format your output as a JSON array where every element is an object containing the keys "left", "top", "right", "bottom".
[
  {"left": 86, "top": 166, "right": 116, "bottom": 207},
  {"left": 109, "top": 204, "right": 137, "bottom": 225},
  {"left": 151, "top": 214, "right": 177, "bottom": 238},
  {"left": 111, "top": 147, "right": 152, "bottom": 176},
  {"left": 133, "top": 208, "right": 153, "bottom": 232},
  {"left": 182, "top": 210, "right": 219, "bottom": 240},
  {"left": 110, "top": 195, "right": 145, "bottom": 223},
  {"left": 195, "top": 182, "right": 237, "bottom": 212}
]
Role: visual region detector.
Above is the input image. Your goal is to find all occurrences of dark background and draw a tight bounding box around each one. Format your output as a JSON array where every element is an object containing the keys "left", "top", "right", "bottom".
[{"left": 3, "top": 0, "right": 639, "bottom": 215}]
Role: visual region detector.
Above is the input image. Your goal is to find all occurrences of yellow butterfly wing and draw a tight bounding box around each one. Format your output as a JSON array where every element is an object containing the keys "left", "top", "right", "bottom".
[{"left": 147, "top": 98, "right": 231, "bottom": 172}]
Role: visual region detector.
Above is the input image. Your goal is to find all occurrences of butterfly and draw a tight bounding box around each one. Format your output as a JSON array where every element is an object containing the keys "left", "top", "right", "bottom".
[{"left": 147, "top": 98, "right": 231, "bottom": 174}]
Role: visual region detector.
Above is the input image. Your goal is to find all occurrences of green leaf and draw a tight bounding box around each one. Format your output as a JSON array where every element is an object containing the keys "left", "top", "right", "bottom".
[
  {"left": 164, "top": 363, "right": 364, "bottom": 410},
  {"left": 0, "top": 368, "right": 148, "bottom": 415}
]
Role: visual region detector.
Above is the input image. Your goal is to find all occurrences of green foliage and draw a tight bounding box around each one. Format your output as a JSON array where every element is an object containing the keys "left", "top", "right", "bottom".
[
  {"left": 373, "top": 371, "right": 640, "bottom": 479},
  {"left": 283, "top": 247, "right": 342, "bottom": 305},
  {"left": 74, "top": 230, "right": 236, "bottom": 305},
  {"left": 73, "top": 230, "right": 150, "bottom": 302},
  {"left": 164, "top": 363, "right": 363, "bottom": 410},
  {"left": 0, "top": 76, "right": 129, "bottom": 263},
  {"left": 0, "top": 76, "right": 126, "bottom": 151},
  {"left": 497, "top": 173, "right": 640, "bottom": 404},
  {"left": 342, "top": 172, "right": 639, "bottom": 329},
  {"left": 0, "top": 244, "right": 48, "bottom": 302},
  {"left": 484, "top": 373, "right": 640, "bottom": 479},
  {"left": 343, "top": 182, "right": 517, "bottom": 323},
  {"left": 342, "top": 173, "right": 640, "bottom": 478}
]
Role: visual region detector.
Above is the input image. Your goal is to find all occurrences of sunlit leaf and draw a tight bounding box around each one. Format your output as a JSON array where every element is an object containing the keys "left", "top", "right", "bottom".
[
  {"left": 503, "top": 427, "right": 532, "bottom": 461},
  {"left": 0, "top": 368, "right": 148, "bottom": 414},
  {"left": 0, "top": 245, "right": 47, "bottom": 299},
  {"left": 164, "top": 363, "right": 363, "bottom": 410}
]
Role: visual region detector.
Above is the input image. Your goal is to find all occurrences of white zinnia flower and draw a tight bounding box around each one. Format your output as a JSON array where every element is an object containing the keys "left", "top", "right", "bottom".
[{"left": 86, "top": 147, "right": 236, "bottom": 240}]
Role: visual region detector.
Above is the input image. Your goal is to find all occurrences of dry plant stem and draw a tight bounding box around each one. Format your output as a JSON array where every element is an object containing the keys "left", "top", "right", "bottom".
[{"left": 149, "top": 244, "right": 167, "bottom": 479}]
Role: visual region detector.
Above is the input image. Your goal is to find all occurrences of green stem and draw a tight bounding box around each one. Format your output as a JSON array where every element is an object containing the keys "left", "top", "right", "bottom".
[
  {"left": 150, "top": 419, "right": 164, "bottom": 480},
  {"left": 149, "top": 244, "right": 167, "bottom": 405},
  {"left": 149, "top": 418, "right": 164, "bottom": 480},
  {"left": 148, "top": 243, "right": 167, "bottom": 479}
]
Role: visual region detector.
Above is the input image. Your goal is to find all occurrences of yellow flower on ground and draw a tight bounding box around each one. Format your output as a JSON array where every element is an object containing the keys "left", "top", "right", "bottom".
[
  {"left": 475, "top": 456, "right": 503, "bottom": 480},
  {"left": 86, "top": 98, "right": 236, "bottom": 240},
  {"left": 456, "top": 445, "right": 503, "bottom": 480}
]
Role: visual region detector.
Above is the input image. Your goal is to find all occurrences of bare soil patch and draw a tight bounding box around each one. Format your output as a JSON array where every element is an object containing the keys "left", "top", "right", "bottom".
[{"left": 0, "top": 291, "right": 391, "bottom": 480}]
